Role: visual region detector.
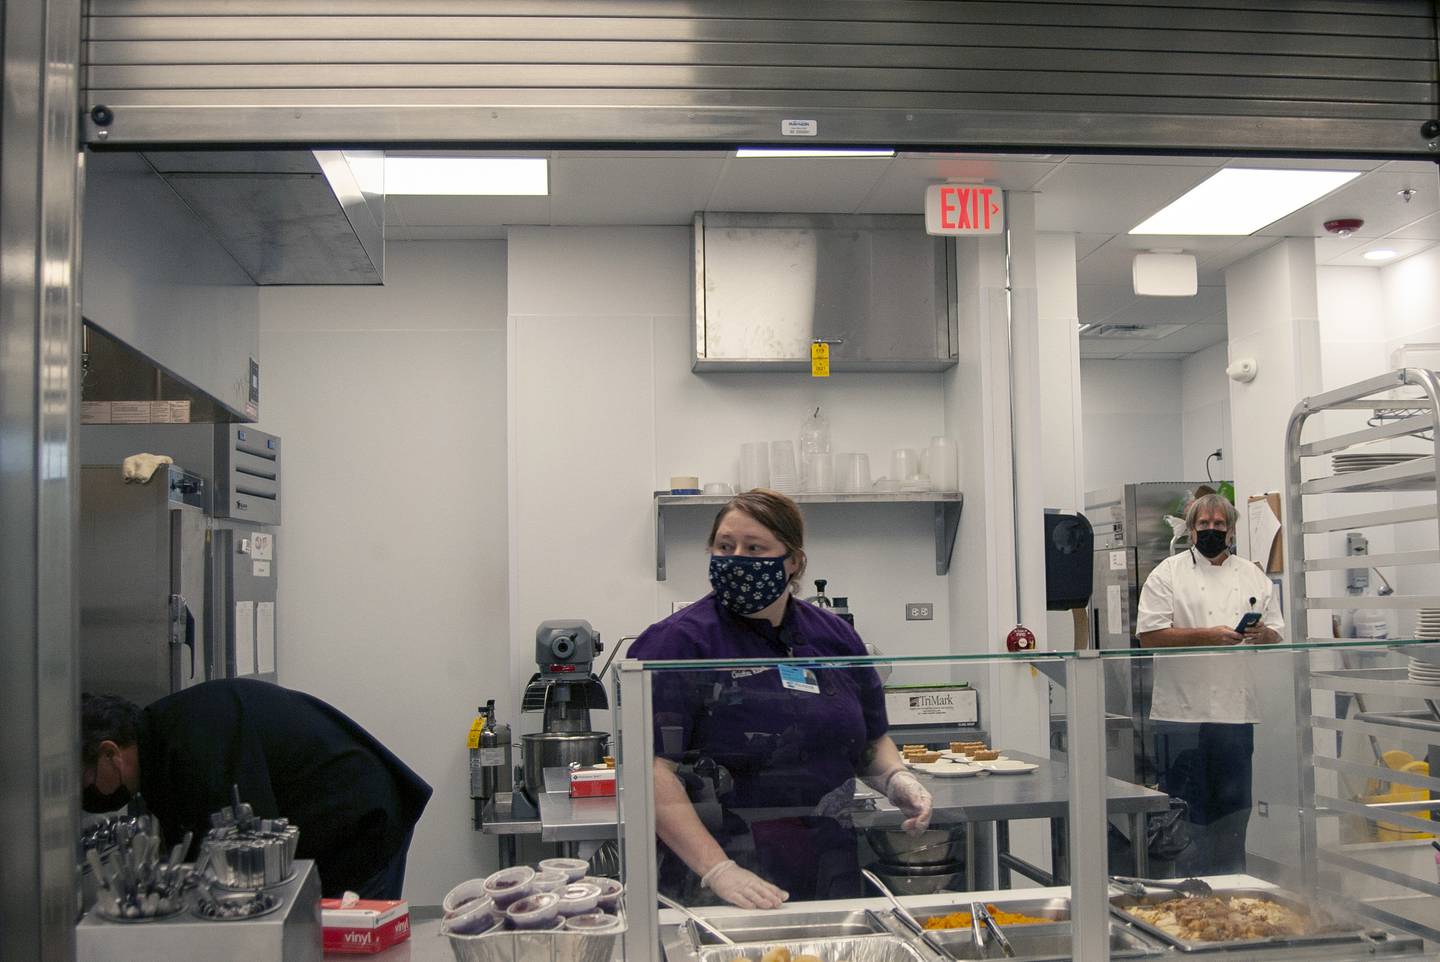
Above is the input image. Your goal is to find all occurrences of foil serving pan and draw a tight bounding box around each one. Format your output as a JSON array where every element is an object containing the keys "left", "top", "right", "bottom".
[
  {"left": 688, "top": 910, "right": 891, "bottom": 946},
  {"left": 923, "top": 919, "right": 1160, "bottom": 961},
  {"left": 695, "top": 935, "right": 927, "bottom": 962},
  {"left": 1108, "top": 886, "right": 1379, "bottom": 954},
  {"left": 447, "top": 915, "right": 626, "bottom": 962}
]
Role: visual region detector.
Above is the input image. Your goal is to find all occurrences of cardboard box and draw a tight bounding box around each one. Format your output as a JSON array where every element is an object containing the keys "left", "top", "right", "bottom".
[
  {"left": 883, "top": 685, "right": 978, "bottom": 727},
  {"left": 569, "top": 768, "right": 617, "bottom": 798},
  {"left": 321, "top": 898, "right": 410, "bottom": 954}
]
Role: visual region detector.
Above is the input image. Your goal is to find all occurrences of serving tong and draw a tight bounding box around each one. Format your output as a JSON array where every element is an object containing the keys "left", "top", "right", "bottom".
[
  {"left": 1109, "top": 874, "right": 1213, "bottom": 898},
  {"left": 970, "top": 901, "right": 1016, "bottom": 958},
  {"left": 861, "top": 869, "right": 956, "bottom": 961}
]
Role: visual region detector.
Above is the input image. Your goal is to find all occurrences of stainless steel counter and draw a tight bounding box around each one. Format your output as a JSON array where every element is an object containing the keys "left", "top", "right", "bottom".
[
  {"left": 854, "top": 750, "right": 1169, "bottom": 888},
  {"left": 79, "top": 858, "right": 322, "bottom": 962}
]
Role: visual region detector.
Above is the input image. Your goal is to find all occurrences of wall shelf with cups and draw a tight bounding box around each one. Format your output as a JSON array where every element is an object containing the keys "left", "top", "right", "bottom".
[{"left": 652, "top": 490, "right": 963, "bottom": 581}]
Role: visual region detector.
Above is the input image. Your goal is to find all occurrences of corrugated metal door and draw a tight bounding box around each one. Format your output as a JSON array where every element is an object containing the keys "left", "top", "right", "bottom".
[{"left": 84, "top": 0, "right": 1439, "bottom": 155}]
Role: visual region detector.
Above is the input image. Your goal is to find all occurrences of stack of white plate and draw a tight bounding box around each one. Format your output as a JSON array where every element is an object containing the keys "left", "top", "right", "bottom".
[
  {"left": 1407, "top": 659, "right": 1440, "bottom": 683},
  {"left": 1333, "top": 452, "right": 1423, "bottom": 474},
  {"left": 1408, "top": 610, "right": 1440, "bottom": 680}
]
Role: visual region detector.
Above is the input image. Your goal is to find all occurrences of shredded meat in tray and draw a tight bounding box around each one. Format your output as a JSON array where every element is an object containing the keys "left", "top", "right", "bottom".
[{"left": 1129, "top": 896, "right": 1315, "bottom": 942}]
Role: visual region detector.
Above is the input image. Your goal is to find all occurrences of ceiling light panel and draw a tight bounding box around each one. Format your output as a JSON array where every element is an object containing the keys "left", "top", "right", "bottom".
[
  {"left": 384, "top": 157, "right": 548, "bottom": 195},
  {"left": 1130, "top": 168, "right": 1362, "bottom": 236},
  {"left": 734, "top": 148, "right": 894, "bottom": 158}
]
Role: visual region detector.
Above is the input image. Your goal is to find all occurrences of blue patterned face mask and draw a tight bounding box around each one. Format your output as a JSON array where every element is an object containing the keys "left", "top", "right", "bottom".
[{"left": 709, "top": 554, "right": 791, "bottom": 615}]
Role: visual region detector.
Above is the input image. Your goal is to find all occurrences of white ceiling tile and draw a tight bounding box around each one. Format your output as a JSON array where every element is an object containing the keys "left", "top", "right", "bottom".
[
  {"left": 403, "top": 224, "right": 508, "bottom": 240},
  {"left": 1256, "top": 169, "right": 1440, "bottom": 239},
  {"left": 1390, "top": 210, "right": 1440, "bottom": 242},
  {"left": 549, "top": 156, "right": 724, "bottom": 225},
  {"left": 1322, "top": 238, "right": 1438, "bottom": 267},
  {"left": 1074, "top": 233, "right": 1110, "bottom": 260},
  {"left": 858, "top": 156, "right": 1059, "bottom": 213},
  {"left": 1077, "top": 285, "right": 1137, "bottom": 325},
  {"left": 1079, "top": 342, "right": 1130, "bottom": 359},
  {"left": 1226, "top": 157, "right": 1382, "bottom": 172},
  {"left": 707, "top": 156, "right": 892, "bottom": 213},
  {"left": 1197, "top": 236, "right": 1280, "bottom": 274},
  {"left": 1123, "top": 324, "right": 1229, "bottom": 354},
  {"left": 395, "top": 194, "right": 551, "bottom": 228},
  {"left": 1099, "top": 287, "right": 1227, "bottom": 327},
  {"left": 1065, "top": 154, "right": 1226, "bottom": 166},
  {"left": 1077, "top": 236, "right": 1232, "bottom": 288},
  {"left": 1033, "top": 161, "right": 1221, "bottom": 233}
]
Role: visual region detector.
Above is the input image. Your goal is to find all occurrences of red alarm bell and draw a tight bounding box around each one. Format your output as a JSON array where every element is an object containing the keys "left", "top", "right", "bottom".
[{"left": 1006, "top": 625, "right": 1037, "bottom": 653}]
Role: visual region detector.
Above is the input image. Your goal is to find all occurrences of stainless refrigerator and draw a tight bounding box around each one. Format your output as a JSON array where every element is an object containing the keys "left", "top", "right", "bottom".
[
  {"left": 80, "top": 464, "right": 209, "bottom": 707},
  {"left": 1085, "top": 481, "right": 1225, "bottom": 785},
  {"left": 79, "top": 425, "right": 283, "bottom": 704}
]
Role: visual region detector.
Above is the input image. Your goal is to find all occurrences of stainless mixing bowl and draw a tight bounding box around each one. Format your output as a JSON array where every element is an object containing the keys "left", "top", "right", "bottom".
[
  {"left": 865, "top": 826, "right": 966, "bottom": 867},
  {"left": 868, "top": 862, "right": 967, "bottom": 896}
]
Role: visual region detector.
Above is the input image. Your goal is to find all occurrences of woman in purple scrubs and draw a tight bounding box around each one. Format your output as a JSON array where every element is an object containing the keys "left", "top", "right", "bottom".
[{"left": 629, "top": 489, "right": 932, "bottom": 909}]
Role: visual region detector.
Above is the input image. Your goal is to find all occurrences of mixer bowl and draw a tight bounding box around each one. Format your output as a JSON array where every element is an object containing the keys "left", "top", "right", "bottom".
[
  {"left": 521, "top": 732, "right": 609, "bottom": 800},
  {"left": 865, "top": 826, "right": 966, "bottom": 867}
]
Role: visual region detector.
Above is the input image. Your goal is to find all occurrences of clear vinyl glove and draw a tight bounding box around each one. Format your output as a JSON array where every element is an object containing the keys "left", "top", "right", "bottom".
[
  {"left": 700, "top": 859, "right": 789, "bottom": 910},
  {"left": 882, "top": 769, "right": 933, "bottom": 834}
]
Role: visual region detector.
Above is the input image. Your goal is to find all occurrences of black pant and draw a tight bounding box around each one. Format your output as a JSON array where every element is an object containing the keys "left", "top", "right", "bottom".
[
  {"left": 351, "top": 827, "right": 415, "bottom": 900},
  {"left": 1154, "top": 722, "right": 1254, "bottom": 876}
]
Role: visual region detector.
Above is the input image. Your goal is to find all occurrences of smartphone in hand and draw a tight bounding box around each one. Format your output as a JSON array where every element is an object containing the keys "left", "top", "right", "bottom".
[{"left": 1234, "top": 612, "right": 1262, "bottom": 633}]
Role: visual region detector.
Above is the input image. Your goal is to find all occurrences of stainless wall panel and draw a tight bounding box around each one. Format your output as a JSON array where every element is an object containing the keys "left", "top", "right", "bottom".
[
  {"left": 0, "top": 0, "right": 83, "bottom": 957},
  {"left": 80, "top": 0, "right": 1438, "bottom": 154}
]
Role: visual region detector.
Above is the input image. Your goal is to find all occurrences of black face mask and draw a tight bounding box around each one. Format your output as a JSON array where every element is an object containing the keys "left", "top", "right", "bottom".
[
  {"left": 1194, "top": 528, "right": 1229, "bottom": 559},
  {"left": 82, "top": 783, "right": 132, "bottom": 814}
]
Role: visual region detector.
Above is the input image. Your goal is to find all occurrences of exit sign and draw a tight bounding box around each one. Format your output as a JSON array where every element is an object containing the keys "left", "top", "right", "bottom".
[{"left": 925, "top": 184, "right": 1003, "bottom": 235}]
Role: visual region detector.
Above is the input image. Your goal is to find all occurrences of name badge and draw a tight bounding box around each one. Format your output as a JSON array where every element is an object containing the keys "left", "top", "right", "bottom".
[{"left": 778, "top": 664, "right": 820, "bottom": 694}]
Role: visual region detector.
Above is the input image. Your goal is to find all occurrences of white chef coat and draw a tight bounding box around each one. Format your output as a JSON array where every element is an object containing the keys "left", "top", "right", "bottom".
[{"left": 1135, "top": 548, "right": 1285, "bottom": 724}]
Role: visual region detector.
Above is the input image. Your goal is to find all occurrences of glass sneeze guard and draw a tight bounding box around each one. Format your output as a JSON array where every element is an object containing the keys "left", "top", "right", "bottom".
[{"left": 609, "top": 641, "right": 1440, "bottom": 962}]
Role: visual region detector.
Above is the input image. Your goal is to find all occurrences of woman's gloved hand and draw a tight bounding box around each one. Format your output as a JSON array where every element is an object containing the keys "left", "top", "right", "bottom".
[
  {"left": 884, "top": 769, "right": 933, "bottom": 834},
  {"left": 700, "top": 859, "right": 789, "bottom": 910}
]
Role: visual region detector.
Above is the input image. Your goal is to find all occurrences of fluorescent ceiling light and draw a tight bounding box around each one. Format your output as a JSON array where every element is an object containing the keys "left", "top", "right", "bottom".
[
  {"left": 1363, "top": 248, "right": 1398, "bottom": 261},
  {"left": 734, "top": 148, "right": 895, "bottom": 159},
  {"left": 384, "top": 157, "right": 548, "bottom": 195},
  {"left": 1130, "top": 168, "right": 1361, "bottom": 235}
]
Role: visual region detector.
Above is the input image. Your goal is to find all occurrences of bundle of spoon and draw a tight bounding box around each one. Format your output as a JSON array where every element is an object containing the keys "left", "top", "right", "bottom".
[{"left": 87, "top": 819, "right": 194, "bottom": 921}]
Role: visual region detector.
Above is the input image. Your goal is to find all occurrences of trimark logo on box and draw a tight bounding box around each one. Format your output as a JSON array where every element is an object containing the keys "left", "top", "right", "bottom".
[
  {"left": 910, "top": 693, "right": 956, "bottom": 709},
  {"left": 925, "top": 184, "right": 1004, "bottom": 235}
]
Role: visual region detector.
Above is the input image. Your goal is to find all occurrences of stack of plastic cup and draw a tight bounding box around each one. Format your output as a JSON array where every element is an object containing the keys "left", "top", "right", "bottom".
[
  {"left": 769, "top": 441, "right": 798, "bottom": 494},
  {"left": 739, "top": 442, "right": 770, "bottom": 492}
]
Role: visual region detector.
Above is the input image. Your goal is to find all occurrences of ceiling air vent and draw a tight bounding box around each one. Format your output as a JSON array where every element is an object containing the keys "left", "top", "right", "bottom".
[{"left": 1081, "top": 323, "right": 1186, "bottom": 339}]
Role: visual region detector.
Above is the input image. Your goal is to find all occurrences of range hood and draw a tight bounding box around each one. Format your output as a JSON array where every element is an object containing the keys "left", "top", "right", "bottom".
[{"left": 138, "top": 149, "right": 384, "bottom": 286}]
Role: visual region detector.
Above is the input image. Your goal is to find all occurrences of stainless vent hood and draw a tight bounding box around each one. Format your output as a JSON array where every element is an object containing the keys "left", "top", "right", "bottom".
[
  {"left": 140, "top": 149, "right": 383, "bottom": 286},
  {"left": 692, "top": 213, "right": 958, "bottom": 373}
]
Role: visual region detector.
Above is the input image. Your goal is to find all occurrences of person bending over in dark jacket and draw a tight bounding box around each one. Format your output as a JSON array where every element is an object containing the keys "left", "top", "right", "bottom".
[{"left": 82, "top": 678, "right": 432, "bottom": 899}]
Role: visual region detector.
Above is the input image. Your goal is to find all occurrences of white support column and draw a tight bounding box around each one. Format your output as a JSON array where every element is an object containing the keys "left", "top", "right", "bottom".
[
  {"left": 616, "top": 660, "right": 659, "bottom": 962},
  {"left": 1066, "top": 652, "right": 1111, "bottom": 962}
]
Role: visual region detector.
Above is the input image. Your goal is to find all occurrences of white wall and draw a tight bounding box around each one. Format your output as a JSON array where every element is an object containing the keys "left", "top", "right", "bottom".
[
  {"left": 506, "top": 227, "right": 956, "bottom": 705},
  {"left": 1179, "top": 343, "right": 1232, "bottom": 482},
  {"left": 256, "top": 241, "right": 510, "bottom": 905},
  {"left": 1079, "top": 359, "right": 1185, "bottom": 492}
]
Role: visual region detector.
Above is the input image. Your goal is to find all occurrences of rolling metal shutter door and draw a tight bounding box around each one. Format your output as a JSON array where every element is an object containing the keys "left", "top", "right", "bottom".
[{"left": 84, "top": 0, "right": 1438, "bottom": 155}]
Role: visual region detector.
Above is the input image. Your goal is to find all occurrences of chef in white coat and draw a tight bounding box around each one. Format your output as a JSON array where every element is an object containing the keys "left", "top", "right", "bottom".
[{"left": 1135, "top": 492, "right": 1283, "bottom": 875}]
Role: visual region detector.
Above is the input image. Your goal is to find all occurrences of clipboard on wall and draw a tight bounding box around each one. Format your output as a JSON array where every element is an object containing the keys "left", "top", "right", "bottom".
[{"left": 1247, "top": 493, "right": 1283, "bottom": 573}]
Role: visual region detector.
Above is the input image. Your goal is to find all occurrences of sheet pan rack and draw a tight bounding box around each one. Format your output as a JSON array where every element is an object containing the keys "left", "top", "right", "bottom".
[{"left": 1283, "top": 367, "right": 1440, "bottom": 942}]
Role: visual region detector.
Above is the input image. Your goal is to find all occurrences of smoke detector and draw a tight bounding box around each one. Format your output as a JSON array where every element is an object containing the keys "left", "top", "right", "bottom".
[{"left": 1324, "top": 218, "right": 1364, "bottom": 237}]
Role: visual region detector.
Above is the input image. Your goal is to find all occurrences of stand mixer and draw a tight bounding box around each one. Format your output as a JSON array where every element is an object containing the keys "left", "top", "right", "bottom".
[{"left": 512, "top": 620, "right": 610, "bottom": 819}]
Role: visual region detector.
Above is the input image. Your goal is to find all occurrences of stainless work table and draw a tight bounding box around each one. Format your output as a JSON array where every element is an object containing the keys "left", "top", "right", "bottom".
[{"left": 853, "top": 750, "right": 1169, "bottom": 888}]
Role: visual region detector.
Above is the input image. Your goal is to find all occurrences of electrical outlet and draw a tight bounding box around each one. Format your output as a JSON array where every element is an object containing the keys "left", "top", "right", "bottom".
[
  {"left": 1256, "top": 801, "right": 1269, "bottom": 817},
  {"left": 906, "top": 603, "right": 934, "bottom": 621}
]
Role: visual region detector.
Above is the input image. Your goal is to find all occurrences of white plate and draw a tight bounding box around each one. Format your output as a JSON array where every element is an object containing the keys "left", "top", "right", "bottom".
[
  {"left": 976, "top": 760, "right": 1038, "bottom": 774},
  {"left": 913, "top": 762, "right": 981, "bottom": 777}
]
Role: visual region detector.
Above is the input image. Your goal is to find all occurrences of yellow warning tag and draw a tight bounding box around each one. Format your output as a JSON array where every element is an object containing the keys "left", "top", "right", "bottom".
[
  {"left": 466, "top": 716, "right": 485, "bottom": 749},
  {"left": 810, "top": 342, "right": 830, "bottom": 378}
]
